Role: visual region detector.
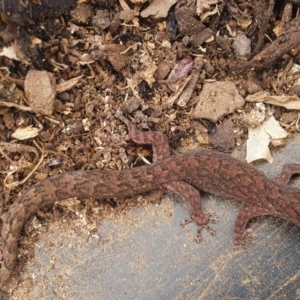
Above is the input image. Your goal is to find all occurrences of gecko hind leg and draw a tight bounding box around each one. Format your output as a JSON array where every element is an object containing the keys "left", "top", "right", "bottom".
[
  {"left": 233, "top": 206, "right": 273, "bottom": 250},
  {"left": 166, "top": 181, "right": 219, "bottom": 242},
  {"left": 276, "top": 164, "right": 300, "bottom": 185}
]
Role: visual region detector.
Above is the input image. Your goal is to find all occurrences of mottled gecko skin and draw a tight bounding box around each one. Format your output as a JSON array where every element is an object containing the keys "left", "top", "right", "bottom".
[{"left": 1, "top": 114, "right": 300, "bottom": 292}]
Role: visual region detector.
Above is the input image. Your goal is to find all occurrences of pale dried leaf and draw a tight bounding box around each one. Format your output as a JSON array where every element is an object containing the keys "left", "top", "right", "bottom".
[
  {"left": 246, "top": 116, "right": 288, "bottom": 164},
  {"left": 141, "top": 0, "right": 178, "bottom": 19},
  {"left": 196, "top": 0, "right": 218, "bottom": 15},
  {"left": 246, "top": 92, "right": 300, "bottom": 110},
  {"left": 12, "top": 126, "right": 40, "bottom": 140},
  {"left": 0, "top": 45, "right": 19, "bottom": 60},
  {"left": 56, "top": 75, "right": 83, "bottom": 93},
  {"left": 139, "top": 54, "right": 157, "bottom": 85},
  {"left": 0, "top": 142, "right": 38, "bottom": 157}
]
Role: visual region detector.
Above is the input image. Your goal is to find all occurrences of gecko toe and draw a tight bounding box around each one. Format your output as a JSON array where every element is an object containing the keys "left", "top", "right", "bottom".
[
  {"left": 179, "top": 218, "right": 193, "bottom": 227},
  {"left": 233, "top": 229, "right": 257, "bottom": 251},
  {"left": 192, "top": 211, "right": 219, "bottom": 226},
  {"left": 194, "top": 224, "right": 216, "bottom": 243},
  {"left": 180, "top": 211, "right": 218, "bottom": 243},
  {"left": 207, "top": 211, "right": 219, "bottom": 224}
]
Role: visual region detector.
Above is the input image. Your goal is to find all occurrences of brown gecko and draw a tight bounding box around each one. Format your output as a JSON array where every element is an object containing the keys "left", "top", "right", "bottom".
[{"left": 1, "top": 112, "right": 300, "bottom": 292}]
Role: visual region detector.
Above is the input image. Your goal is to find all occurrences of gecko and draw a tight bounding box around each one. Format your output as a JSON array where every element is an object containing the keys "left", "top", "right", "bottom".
[{"left": 0, "top": 111, "right": 300, "bottom": 292}]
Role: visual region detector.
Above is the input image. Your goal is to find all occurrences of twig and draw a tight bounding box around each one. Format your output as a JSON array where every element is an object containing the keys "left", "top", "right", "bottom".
[
  {"left": 3, "top": 143, "right": 47, "bottom": 189},
  {"left": 0, "top": 99, "right": 32, "bottom": 112}
]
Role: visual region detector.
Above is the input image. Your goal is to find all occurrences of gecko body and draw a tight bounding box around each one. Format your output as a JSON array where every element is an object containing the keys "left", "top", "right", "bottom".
[{"left": 1, "top": 114, "right": 300, "bottom": 291}]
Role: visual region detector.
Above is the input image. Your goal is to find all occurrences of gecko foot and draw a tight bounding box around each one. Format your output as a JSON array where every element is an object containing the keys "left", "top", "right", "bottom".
[
  {"left": 180, "top": 211, "right": 218, "bottom": 227},
  {"left": 233, "top": 229, "right": 257, "bottom": 251},
  {"left": 194, "top": 224, "right": 216, "bottom": 243},
  {"left": 192, "top": 210, "right": 219, "bottom": 226},
  {"left": 179, "top": 218, "right": 192, "bottom": 227},
  {"left": 180, "top": 211, "right": 219, "bottom": 243}
]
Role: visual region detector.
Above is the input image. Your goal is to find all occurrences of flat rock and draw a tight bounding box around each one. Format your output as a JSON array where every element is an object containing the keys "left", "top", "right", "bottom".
[
  {"left": 175, "top": 7, "right": 206, "bottom": 36},
  {"left": 209, "top": 119, "right": 235, "bottom": 152},
  {"left": 192, "top": 81, "right": 245, "bottom": 122},
  {"left": 24, "top": 70, "right": 55, "bottom": 116}
]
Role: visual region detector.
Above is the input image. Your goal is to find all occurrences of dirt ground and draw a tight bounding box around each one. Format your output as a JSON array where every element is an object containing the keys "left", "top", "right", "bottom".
[{"left": 1, "top": 0, "right": 300, "bottom": 298}]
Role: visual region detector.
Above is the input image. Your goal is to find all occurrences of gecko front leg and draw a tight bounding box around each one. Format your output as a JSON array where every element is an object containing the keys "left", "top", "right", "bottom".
[
  {"left": 115, "top": 111, "right": 171, "bottom": 161},
  {"left": 116, "top": 111, "right": 217, "bottom": 240},
  {"left": 165, "top": 181, "right": 218, "bottom": 242},
  {"left": 276, "top": 164, "right": 300, "bottom": 185}
]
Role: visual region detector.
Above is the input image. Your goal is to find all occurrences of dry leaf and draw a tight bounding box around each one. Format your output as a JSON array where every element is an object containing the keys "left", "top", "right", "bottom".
[
  {"left": 11, "top": 126, "right": 40, "bottom": 140},
  {"left": 56, "top": 75, "right": 83, "bottom": 93},
  {"left": 0, "top": 45, "right": 19, "bottom": 60},
  {"left": 141, "top": 0, "right": 178, "bottom": 19},
  {"left": 246, "top": 92, "right": 300, "bottom": 110},
  {"left": 246, "top": 116, "right": 288, "bottom": 164}
]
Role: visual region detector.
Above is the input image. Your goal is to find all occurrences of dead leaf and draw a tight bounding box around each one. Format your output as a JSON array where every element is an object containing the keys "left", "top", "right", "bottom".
[
  {"left": 0, "top": 40, "right": 30, "bottom": 63},
  {"left": 141, "top": 0, "right": 178, "bottom": 19},
  {"left": 246, "top": 116, "right": 288, "bottom": 163},
  {"left": 56, "top": 75, "right": 83, "bottom": 93},
  {"left": 246, "top": 91, "right": 300, "bottom": 110},
  {"left": 0, "top": 45, "right": 19, "bottom": 60},
  {"left": 139, "top": 53, "right": 157, "bottom": 85},
  {"left": 167, "top": 57, "right": 194, "bottom": 92},
  {"left": 0, "top": 141, "right": 39, "bottom": 157},
  {"left": 11, "top": 126, "right": 40, "bottom": 140}
]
